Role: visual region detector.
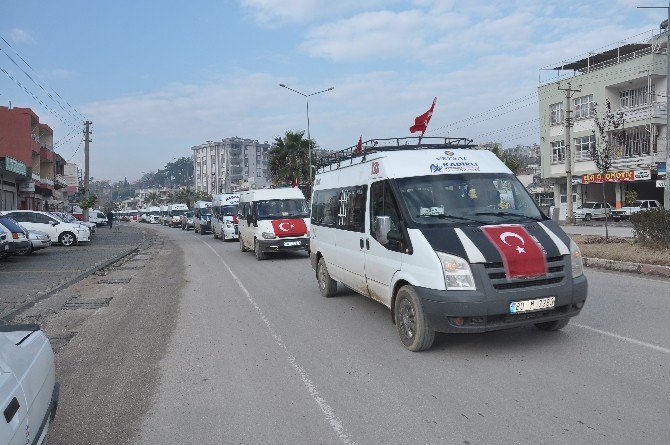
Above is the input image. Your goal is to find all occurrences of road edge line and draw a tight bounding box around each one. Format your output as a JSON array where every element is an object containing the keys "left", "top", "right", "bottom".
[{"left": 572, "top": 323, "right": 670, "bottom": 355}]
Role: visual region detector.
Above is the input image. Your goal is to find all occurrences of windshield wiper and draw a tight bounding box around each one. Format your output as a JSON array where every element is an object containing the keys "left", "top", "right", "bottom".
[
  {"left": 418, "top": 213, "right": 485, "bottom": 224},
  {"left": 474, "top": 211, "right": 543, "bottom": 221}
]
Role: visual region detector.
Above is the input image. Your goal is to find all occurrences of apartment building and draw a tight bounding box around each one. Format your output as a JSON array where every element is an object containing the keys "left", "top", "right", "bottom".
[
  {"left": 538, "top": 34, "right": 667, "bottom": 209},
  {"left": 0, "top": 106, "right": 64, "bottom": 210},
  {"left": 192, "top": 137, "right": 271, "bottom": 194}
]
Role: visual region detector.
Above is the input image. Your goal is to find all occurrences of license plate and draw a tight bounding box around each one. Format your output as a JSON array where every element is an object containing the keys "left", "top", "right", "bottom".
[
  {"left": 509, "top": 297, "right": 555, "bottom": 314},
  {"left": 284, "top": 241, "right": 301, "bottom": 246}
]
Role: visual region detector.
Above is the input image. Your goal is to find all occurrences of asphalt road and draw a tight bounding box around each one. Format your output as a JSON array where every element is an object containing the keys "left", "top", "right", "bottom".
[{"left": 133, "top": 226, "right": 670, "bottom": 445}]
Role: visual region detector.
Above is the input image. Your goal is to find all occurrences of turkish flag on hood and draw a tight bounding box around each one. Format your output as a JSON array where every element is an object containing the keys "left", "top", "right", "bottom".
[
  {"left": 481, "top": 224, "right": 547, "bottom": 278},
  {"left": 271, "top": 219, "right": 307, "bottom": 237}
]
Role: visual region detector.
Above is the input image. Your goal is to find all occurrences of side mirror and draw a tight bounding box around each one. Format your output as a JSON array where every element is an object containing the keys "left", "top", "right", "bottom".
[
  {"left": 246, "top": 214, "right": 253, "bottom": 225},
  {"left": 375, "top": 216, "right": 391, "bottom": 244},
  {"left": 49, "top": 220, "right": 59, "bottom": 226}
]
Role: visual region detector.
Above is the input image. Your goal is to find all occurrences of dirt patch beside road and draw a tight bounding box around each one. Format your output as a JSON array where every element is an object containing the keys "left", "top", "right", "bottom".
[{"left": 571, "top": 235, "right": 670, "bottom": 267}]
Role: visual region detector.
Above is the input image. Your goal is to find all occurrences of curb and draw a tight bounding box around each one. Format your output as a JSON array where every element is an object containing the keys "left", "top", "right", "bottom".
[
  {"left": 0, "top": 233, "right": 147, "bottom": 324},
  {"left": 583, "top": 257, "right": 670, "bottom": 278}
]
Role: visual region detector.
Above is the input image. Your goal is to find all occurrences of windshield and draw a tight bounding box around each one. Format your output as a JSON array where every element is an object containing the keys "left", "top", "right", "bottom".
[
  {"left": 395, "top": 173, "right": 544, "bottom": 226},
  {"left": 256, "top": 199, "right": 309, "bottom": 219},
  {"left": 578, "top": 203, "right": 597, "bottom": 209},
  {"left": 149, "top": 211, "right": 159, "bottom": 216},
  {"left": 170, "top": 209, "right": 186, "bottom": 216},
  {"left": 199, "top": 208, "right": 212, "bottom": 215},
  {"left": 222, "top": 205, "right": 238, "bottom": 216},
  {"left": 630, "top": 201, "right": 643, "bottom": 207}
]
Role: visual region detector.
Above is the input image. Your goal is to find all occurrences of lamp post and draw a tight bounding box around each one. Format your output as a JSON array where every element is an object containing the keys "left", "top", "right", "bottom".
[{"left": 279, "top": 83, "right": 334, "bottom": 184}]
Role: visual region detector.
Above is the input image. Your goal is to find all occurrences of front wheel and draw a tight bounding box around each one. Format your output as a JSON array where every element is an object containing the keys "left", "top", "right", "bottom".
[
  {"left": 534, "top": 318, "right": 570, "bottom": 331},
  {"left": 213, "top": 230, "right": 219, "bottom": 239},
  {"left": 394, "top": 285, "right": 435, "bottom": 352},
  {"left": 584, "top": 213, "right": 592, "bottom": 221},
  {"left": 59, "top": 232, "right": 77, "bottom": 247},
  {"left": 317, "top": 257, "right": 337, "bottom": 298}
]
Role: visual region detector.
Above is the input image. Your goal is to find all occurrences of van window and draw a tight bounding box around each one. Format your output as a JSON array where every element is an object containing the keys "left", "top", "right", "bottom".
[
  {"left": 312, "top": 189, "right": 339, "bottom": 227},
  {"left": 396, "top": 173, "right": 543, "bottom": 225},
  {"left": 221, "top": 205, "right": 238, "bottom": 216},
  {"left": 370, "top": 181, "right": 403, "bottom": 250},
  {"left": 255, "top": 199, "right": 309, "bottom": 220},
  {"left": 337, "top": 186, "right": 367, "bottom": 232}
]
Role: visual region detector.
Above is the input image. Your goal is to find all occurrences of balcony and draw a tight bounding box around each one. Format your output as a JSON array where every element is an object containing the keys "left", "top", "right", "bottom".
[
  {"left": 32, "top": 172, "right": 41, "bottom": 182},
  {"left": 620, "top": 102, "right": 667, "bottom": 123},
  {"left": 40, "top": 178, "right": 54, "bottom": 186},
  {"left": 40, "top": 146, "right": 55, "bottom": 162}
]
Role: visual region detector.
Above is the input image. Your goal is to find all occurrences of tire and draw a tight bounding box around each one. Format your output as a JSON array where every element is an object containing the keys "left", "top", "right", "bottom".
[
  {"left": 59, "top": 232, "right": 77, "bottom": 247},
  {"left": 394, "top": 285, "right": 435, "bottom": 352},
  {"left": 181, "top": 224, "right": 185, "bottom": 230},
  {"left": 317, "top": 257, "right": 337, "bottom": 298},
  {"left": 254, "top": 239, "right": 266, "bottom": 261},
  {"left": 213, "top": 230, "right": 219, "bottom": 239},
  {"left": 584, "top": 213, "right": 592, "bottom": 221},
  {"left": 239, "top": 237, "right": 248, "bottom": 252},
  {"left": 534, "top": 318, "right": 570, "bottom": 331}
]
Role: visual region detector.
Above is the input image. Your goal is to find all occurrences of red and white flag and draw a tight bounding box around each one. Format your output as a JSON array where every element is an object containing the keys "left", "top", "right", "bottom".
[
  {"left": 354, "top": 135, "right": 363, "bottom": 153},
  {"left": 409, "top": 97, "right": 437, "bottom": 134},
  {"left": 291, "top": 178, "right": 298, "bottom": 188},
  {"left": 271, "top": 219, "right": 307, "bottom": 237},
  {"left": 481, "top": 225, "right": 547, "bottom": 278}
]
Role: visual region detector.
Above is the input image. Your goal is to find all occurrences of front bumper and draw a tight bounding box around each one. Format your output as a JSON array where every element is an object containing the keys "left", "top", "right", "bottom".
[
  {"left": 31, "top": 239, "right": 51, "bottom": 250},
  {"left": 77, "top": 231, "right": 91, "bottom": 242},
  {"left": 415, "top": 263, "right": 588, "bottom": 333},
  {"left": 223, "top": 226, "right": 238, "bottom": 239},
  {"left": 257, "top": 237, "right": 309, "bottom": 252}
]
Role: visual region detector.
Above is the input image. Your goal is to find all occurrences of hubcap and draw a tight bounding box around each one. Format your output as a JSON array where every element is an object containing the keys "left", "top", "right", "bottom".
[
  {"left": 398, "top": 298, "right": 416, "bottom": 341},
  {"left": 62, "top": 234, "right": 74, "bottom": 245}
]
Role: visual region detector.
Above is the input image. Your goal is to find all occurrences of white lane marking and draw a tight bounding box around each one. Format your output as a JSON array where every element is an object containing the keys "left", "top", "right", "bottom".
[
  {"left": 195, "top": 236, "right": 355, "bottom": 445},
  {"left": 573, "top": 323, "right": 670, "bottom": 355}
]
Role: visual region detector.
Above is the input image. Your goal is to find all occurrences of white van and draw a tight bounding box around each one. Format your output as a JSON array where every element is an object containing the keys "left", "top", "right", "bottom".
[
  {"left": 212, "top": 194, "right": 240, "bottom": 241},
  {"left": 193, "top": 201, "right": 213, "bottom": 234},
  {"left": 89, "top": 209, "right": 108, "bottom": 227},
  {"left": 139, "top": 208, "right": 148, "bottom": 223},
  {"left": 147, "top": 206, "right": 161, "bottom": 224},
  {"left": 310, "top": 138, "right": 587, "bottom": 351},
  {"left": 238, "top": 188, "right": 310, "bottom": 260},
  {"left": 167, "top": 204, "right": 188, "bottom": 227},
  {"left": 159, "top": 206, "right": 169, "bottom": 225}
]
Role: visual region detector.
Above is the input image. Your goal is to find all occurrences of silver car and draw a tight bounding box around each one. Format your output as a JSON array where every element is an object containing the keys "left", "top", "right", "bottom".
[{"left": 24, "top": 230, "right": 51, "bottom": 255}]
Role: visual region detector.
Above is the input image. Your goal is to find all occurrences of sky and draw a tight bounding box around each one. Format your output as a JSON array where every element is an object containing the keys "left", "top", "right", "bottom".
[{"left": 0, "top": 0, "right": 667, "bottom": 181}]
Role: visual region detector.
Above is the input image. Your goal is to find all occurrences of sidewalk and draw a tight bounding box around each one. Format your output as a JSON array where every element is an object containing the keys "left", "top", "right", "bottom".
[{"left": 560, "top": 223, "right": 634, "bottom": 238}]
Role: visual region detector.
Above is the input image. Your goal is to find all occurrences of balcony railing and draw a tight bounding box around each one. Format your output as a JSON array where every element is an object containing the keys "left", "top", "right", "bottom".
[
  {"left": 32, "top": 172, "right": 41, "bottom": 181},
  {"left": 620, "top": 102, "right": 667, "bottom": 122},
  {"left": 40, "top": 178, "right": 54, "bottom": 186}
]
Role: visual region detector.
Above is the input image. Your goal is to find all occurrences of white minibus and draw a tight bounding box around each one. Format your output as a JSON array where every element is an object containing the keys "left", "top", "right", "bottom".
[
  {"left": 212, "top": 194, "right": 240, "bottom": 240},
  {"left": 193, "top": 201, "right": 213, "bottom": 234}
]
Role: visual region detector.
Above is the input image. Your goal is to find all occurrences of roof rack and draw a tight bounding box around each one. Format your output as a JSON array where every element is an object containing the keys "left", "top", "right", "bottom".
[{"left": 316, "top": 136, "right": 477, "bottom": 170}]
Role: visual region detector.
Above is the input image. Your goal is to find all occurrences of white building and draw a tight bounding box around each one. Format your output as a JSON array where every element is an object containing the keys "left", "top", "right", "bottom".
[
  {"left": 192, "top": 137, "right": 271, "bottom": 194},
  {"left": 538, "top": 32, "right": 667, "bottom": 208}
]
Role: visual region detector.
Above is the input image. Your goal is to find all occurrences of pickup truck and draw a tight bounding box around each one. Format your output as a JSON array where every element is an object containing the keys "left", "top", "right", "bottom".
[
  {"left": 0, "top": 325, "right": 58, "bottom": 445},
  {"left": 611, "top": 200, "right": 662, "bottom": 221}
]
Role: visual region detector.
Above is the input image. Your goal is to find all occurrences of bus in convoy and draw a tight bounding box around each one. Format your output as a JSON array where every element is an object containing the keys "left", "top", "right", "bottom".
[
  {"left": 193, "top": 201, "right": 213, "bottom": 234},
  {"left": 310, "top": 137, "right": 587, "bottom": 351},
  {"left": 167, "top": 204, "right": 188, "bottom": 228},
  {"left": 159, "top": 205, "right": 169, "bottom": 225},
  {"left": 211, "top": 194, "right": 240, "bottom": 241},
  {"left": 147, "top": 206, "right": 161, "bottom": 224},
  {"left": 237, "top": 188, "right": 310, "bottom": 260}
]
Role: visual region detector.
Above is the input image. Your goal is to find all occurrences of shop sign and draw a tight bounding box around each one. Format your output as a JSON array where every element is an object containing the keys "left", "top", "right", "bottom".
[
  {"left": 18, "top": 182, "right": 35, "bottom": 192},
  {"left": 3, "top": 157, "right": 28, "bottom": 176},
  {"left": 659, "top": 162, "right": 667, "bottom": 180},
  {"left": 658, "top": 180, "right": 667, "bottom": 188},
  {"left": 581, "top": 169, "right": 651, "bottom": 184}
]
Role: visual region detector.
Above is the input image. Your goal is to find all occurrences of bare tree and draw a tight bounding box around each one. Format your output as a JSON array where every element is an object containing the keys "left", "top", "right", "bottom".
[{"left": 590, "top": 99, "right": 626, "bottom": 241}]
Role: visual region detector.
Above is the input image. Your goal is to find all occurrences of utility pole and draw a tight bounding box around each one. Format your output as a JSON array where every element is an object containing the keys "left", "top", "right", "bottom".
[
  {"left": 83, "top": 120, "right": 92, "bottom": 222},
  {"left": 558, "top": 82, "right": 581, "bottom": 223},
  {"left": 638, "top": 1, "right": 670, "bottom": 209}
]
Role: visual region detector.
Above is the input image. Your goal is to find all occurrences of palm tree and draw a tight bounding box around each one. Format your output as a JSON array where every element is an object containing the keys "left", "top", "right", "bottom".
[
  {"left": 146, "top": 191, "right": 160, "bottom": 206},
  {"left": 268, "top": 131, "right": 316, "bottom": 186}
]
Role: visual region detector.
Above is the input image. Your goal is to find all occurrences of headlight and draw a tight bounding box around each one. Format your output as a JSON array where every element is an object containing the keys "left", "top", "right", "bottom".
[
  {"left": 436, "top": 252, "right": 476, "bottom": 290},
  {"left": 570, "top": 239, "right": 584, "bottom": 278},
  {"left": 262, "top": 232, "right": 276, "bottom": 239}
]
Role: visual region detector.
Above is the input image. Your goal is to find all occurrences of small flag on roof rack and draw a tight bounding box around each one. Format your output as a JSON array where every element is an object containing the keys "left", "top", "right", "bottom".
[
  {"left": 354, "top": 135, "right": 362, "bottom": 153},
  {"left": 410, "top": 97, "right": 437, "bottom": 134}
]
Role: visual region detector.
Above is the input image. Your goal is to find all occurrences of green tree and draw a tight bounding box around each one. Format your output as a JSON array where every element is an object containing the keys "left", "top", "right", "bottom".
[
  {"left": 489, "top": 143, "right": 522, "bottom": 175},
  {"left": 145, "top": 191, "right": 160, "bottom": 206},
  {"left": 268, "top": 131, "right": 316, "bottom": 186},
  {"left": 163, "top": 157, "right": 194, "bottom": 186}
]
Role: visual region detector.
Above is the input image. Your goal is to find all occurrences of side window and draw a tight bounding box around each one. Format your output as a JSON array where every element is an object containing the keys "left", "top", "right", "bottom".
[
  {"left": 9, "top": 212, "right": 33, "bottom": 223},
  {"left": 311, "top": 189, "right": 340, "bottom": 227},
  {"left": 34, "top": 213, "right": 52, "bottom": 224},
  {"left": 370, "top": 181, "right": 403, "bottom": 250},
  {"left": 641, "top": 202, "right": 648, "bottom": 208},
  {"left": 336, "top": 186, "right": 367, "bottom": 232},
  {"left": 649, "top": 201, "right": 657, "bottom": 208}
]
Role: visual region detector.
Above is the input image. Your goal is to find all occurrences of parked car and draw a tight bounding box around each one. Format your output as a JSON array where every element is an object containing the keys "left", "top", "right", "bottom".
[
  {"left": 573, "top": 202, "right": 613, "bottom": 221},
  {"left": 611, "top": 199, "right": 663, "bottom": 221},
  {"left": 88, "top": 210, "right": 108, "bottom": 227},
  {"left": 0, "top": 324, "right": 59, "bottom": 445},
  {"left": 0, "top": 229, "right": 8, "bottom": 258},
  {"left": 0, "top": 217, "right": 31, "bottom": 255},
  {"left": 1, "top": 210, "right": 91, "bottom": 247},
  {"left": 24, "top": 230, "right": 52, "bottom": 255},
  {"left": 181, "top": 211, "right": 195, "bottom": 230},
  {"left": 51, "top": 212, "right": 95, "bottom": 234}
]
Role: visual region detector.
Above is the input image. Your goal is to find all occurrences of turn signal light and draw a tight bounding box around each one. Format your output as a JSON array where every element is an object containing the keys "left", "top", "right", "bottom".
[{"left": 12, "top": 233, "right": 19, "bottom": 239}]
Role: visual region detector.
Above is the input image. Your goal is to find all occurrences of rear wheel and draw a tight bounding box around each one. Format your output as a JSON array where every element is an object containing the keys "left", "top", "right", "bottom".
[
  {"left": 317, "top": 257, "right": 337, "bottom": 298},
  {"left": 585, "top": 213, "right": 592, "bottom": 221},
  {"left": 254, "top": 239, "right": 266, "bottom": 261},
  {"left": 59, "top": 232, "right": 76, "bottom": 247},
  {"left": 534, "top": 318, "right": 570, "bottom": 331},
  {"left": 394, "top": 285, "right": 435, "bottom": 352}
]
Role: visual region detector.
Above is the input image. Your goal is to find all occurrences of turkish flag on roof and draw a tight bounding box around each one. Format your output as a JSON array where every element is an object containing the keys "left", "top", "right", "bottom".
[
  {"left": 409, "top": 97, "right": 437, "bottom": 134},
  {"left": 481, "top": 224, "right": 547, "bottom": 278},
  {"left": 271, "top": 219, "right": 307, "bottom": 237},
  {"left": 354, "top": 135, "right": 362, "bottom": 153}
]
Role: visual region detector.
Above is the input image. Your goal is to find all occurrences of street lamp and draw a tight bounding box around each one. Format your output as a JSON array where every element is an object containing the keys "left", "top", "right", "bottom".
[{"left": 279, "top": 83, "right": 334, "bottom": 184}]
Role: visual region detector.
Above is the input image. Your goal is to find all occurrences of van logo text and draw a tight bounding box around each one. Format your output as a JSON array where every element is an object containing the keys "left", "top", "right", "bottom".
[{"left": 371, "top": 162, "right": 380, "bottom": 174}]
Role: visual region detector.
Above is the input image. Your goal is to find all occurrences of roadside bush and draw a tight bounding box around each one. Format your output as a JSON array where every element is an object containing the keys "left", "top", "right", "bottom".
[{"left": 631, "top": 208, "right": 670, "bottom": 247}]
